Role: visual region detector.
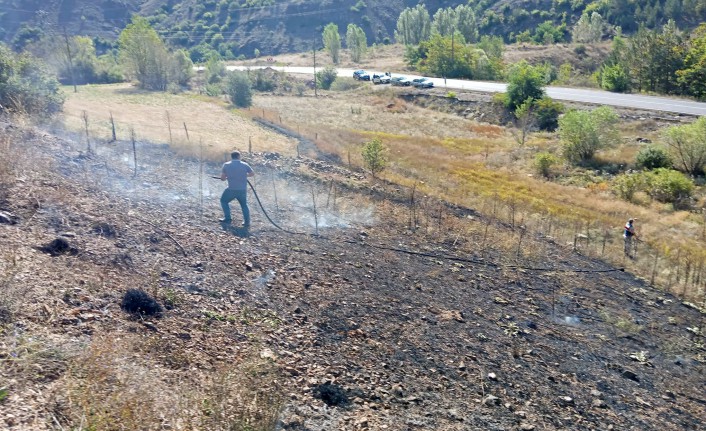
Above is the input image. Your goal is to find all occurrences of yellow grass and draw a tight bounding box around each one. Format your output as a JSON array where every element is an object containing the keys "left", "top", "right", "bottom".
[{"left": 62, "top": 84, "right": 299, "bottom": 161}]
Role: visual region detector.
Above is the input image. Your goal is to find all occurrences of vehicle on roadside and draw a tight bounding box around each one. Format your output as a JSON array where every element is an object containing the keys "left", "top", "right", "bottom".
[
  {"left": 353, "top": 70, "right": 370, "bottom": 81},
  {"left": 390, "top": 76, "right": 411, "bottom": 86},
  {"left": 412, "top": 77, "right": 434, "bottom": 88},
  {"left": 372, "top": 73, "right": 391, "bottom": 84}
]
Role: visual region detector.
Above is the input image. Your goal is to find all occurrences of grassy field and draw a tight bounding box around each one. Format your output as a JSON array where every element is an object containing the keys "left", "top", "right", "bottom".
[{"left": 62, "top": 83, "right": 706, "bottom": 301}]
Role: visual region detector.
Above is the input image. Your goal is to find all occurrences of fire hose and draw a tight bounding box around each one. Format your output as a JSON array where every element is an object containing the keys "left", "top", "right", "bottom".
[{"left": 212, "top": 176, "right": 305, "bottom": 235}]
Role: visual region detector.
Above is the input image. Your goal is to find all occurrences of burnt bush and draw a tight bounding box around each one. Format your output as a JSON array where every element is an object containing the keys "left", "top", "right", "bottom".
[
  {"left": 40, "top": 237, "right": 77, "bottom": 256},
  {"left": 312, "top": 382, "right": 349, "bottom": 407},
  {"left": 121, "top": 289, "right": 163, "bottom": 316}
]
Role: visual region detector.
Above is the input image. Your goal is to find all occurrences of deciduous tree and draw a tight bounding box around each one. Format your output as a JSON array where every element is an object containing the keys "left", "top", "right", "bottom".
[
  {"left": 322, "top": 23, "right": 341, "bottom": 64},
  {"left": 346, "top": 24, "right": 367, "bottom": 63},
  {"left": 395, "top": 5, "right": 431, "bottom": 45}
]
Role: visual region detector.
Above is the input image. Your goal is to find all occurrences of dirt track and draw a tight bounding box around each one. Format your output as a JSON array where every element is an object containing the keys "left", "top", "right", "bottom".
[{"left": 0, "top": 120, "right": 704, "bottom": 430}]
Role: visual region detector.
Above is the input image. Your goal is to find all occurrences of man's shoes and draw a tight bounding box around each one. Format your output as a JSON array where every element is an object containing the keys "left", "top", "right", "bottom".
[{"left": 219, "top": 218, "right": 232, "bottom": 224}]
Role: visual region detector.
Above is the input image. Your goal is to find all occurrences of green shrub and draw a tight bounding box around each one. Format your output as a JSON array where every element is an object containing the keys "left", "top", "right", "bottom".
[
  {"left": 559, "top": 106, "right": 620, "bottom": 164},
  {"left": 0, "top": 44, "right": 64, "bottom": 116},
  {"left": 205, "top": 83, "right": 223, "bottom": 97},
  {"left": 252, "top": 69, "right": 276, "bottom": 92},
  {"left": 226, "top": 71, "right": 252, "bottom": 108},
  {"left": 534, "top": 97, "right": 565, "bottom": 131},
  {"left": 505, "top": 60, "right": 546, "bottom": 111},
  {"left": 601, "top": 63, "right": 630, "bottom": 92},
  {"left": 330, "top": 77, "right": 363, "bottom": 91},
  {"left": 446, "top": 91, "right": 457, "bottom": 98},
  {"left": 534, "top": 152, "right": 558, "bottom": 177},
  {"left": 644, "top": 168, "right": 694, "bottom": 204},
  {"left": 316, "top": 66, "right": 337, "bottom": 90},
  {"left": 612, "top": 172, "right": 644, "bottom": 201},
  {"left": 635, "top": 146, "right": 672, "bottom": 170}
]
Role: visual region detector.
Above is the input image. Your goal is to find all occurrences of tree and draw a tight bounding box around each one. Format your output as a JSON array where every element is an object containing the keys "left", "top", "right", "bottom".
[
  {"left": 505, "top": 60, "right": 546, "bottom": 111},
  {"left": 346, "top": 24, "right": 367, "bottom": 63},
  {"left": 395, "top": 5, "right": 431, "bottom": 45},
  {"left": 119, "top": 16, "right": 171, "bottom": 90},
  {"left": 361, "top": 138, "right": 387, "bottom": 177},
  {"left": 572, "top": 12, "right": 606, "bottom": 43},
  {"left": 512, "top": 97, "right": 535, "bottom": 147},
  {"left": 322, "top": 23, "right": 341, "bottom": 64},
  {"left": 432, "top": 7, "right": 457, "bottom": 37},
  {"left": 661, "top": 116, "right": 706, "bottom": 175},
  {"left": 316, "top": 65, "right": 337, "bottom": 90},
  {"left": 559, "top": 106, "right": 620, "bottom": 164},
  {"left": 455, "top": 5, "right": 479, "bottom": 43},
  {"left": 226, "top": 71, "right": 252, "bottom": 108},
  {"left": 677, "top": 23, "right": 706, "bottom": 99}
]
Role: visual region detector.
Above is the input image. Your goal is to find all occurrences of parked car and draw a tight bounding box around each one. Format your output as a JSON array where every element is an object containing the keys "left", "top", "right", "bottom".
[
  {"left": 372, "top": 73, "right": 391, "bottom": 84},
  {"left": 353, "top": 70, "right": 370, "bottom": 81},
  {"left": 412, "top": 77, "right": 434, "bottom": 88},
  {"left": 390, "top": 76, "right": 411, "bottom": 86}
]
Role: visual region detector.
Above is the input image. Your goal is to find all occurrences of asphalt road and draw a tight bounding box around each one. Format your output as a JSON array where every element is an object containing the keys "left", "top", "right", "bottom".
[{"left": 224, "top": 65, "right": 706, "bottom": 116}]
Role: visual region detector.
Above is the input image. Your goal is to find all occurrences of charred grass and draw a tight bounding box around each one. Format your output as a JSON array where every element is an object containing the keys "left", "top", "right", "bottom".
[{"left": 62, "top": 83, "right": 706, "bottom": 301}]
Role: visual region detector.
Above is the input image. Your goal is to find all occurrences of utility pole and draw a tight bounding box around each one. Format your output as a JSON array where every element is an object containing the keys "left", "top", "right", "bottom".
[
  {"left": 451, "top": 29, "right": 455, "bottom": 77},
  {"left": 63, "top": 28, "right": 77, "bottom": 93},
  {"left": 313, "top": 35, "right": 318, "bottom": 98}
]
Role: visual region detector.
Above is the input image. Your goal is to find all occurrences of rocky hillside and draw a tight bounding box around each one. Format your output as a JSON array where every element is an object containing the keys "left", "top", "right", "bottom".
[{"left": 1, "top": 114, "right": 704, "bottom": 430}]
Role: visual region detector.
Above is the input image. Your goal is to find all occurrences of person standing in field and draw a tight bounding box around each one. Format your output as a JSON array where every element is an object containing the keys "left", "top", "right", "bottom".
[
  {"left": 623, "top": 218, "right": 638, "bottom": 258},
  {"left": 220, "top": 151, "right": 254, "bottom": 227}
]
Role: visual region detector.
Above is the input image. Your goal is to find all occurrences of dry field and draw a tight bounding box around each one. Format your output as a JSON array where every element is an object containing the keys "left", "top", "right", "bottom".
[
  {"left": 62, "top": 83, "right": 299, "bottom": 160},
  {"left": 61, "top": 82, "right": 706, "bottom": 302}
]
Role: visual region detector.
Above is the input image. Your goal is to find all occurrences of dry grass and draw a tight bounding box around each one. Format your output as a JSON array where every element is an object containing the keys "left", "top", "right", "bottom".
[
  {"left": 62, "top": 84, "right": 299, "bottom": 162},
  {"left": 63, "top": 335, "right": 283, "bottom": 431}
]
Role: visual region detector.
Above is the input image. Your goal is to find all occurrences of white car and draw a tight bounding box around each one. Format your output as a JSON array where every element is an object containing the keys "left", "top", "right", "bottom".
[{"left": 372, "top": 73, "right": 391, "bottom": 84}]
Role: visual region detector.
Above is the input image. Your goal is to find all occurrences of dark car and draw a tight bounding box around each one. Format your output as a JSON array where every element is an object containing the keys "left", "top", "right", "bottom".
[
  {"left": 412, "top": 77, "right": 434, "bottom": 88},
  {"left": 353, "top": 70, "right": 370, "bottom": 81}
]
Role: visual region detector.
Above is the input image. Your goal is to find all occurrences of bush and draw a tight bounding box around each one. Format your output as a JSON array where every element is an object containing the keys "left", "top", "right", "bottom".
[
  {"left": 635, "top": 146, "right": 672, "bottom": 170},
  {"left": 612, "top": 172, "right": 644, "bottom": 202},
  {"left": 252, "top": 69, "right": 276, "bottom": 92},
  {"left": 505, "top": 60, "right": 546, "bottom": 111},
  {"left": 330, "top": 77, "right": 363, "bottom": 91},
  {"left": 644, "top": 168, "right": 694, "bottom": 204},
  {"left": 0, "top": 44, "right": 64, "bottom": 116},
  {"left": 559, "top": 106, "right": 620, "bottom": 164},
  {"left": 316, "top": 66, "right": 338, "bottom": 90},
  {"left": 534, "top": 152, "right": 558, "bottom": 177},
  {"left": 534, "top": 97, "right": 564, "bottom": 131},
  {"left": 226, "top": 71, "right": 252, "bottom": 108},
  {"left": 601, "top": 63, "right": 630, "bottom": 92}
]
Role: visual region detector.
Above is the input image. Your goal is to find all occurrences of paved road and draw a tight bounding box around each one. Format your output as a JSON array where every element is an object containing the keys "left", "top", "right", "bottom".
[{"left": 225, "top": 65, "right": 706, "bottom": 116}]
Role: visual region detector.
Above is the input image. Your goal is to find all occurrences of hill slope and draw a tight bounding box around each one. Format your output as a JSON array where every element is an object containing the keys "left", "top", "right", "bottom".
[
  {"left": 0, "top": 115, "right": 704, "bottom": 430},
  {"left": 3, "top": 0, "right": 706, "bottom": 58}
]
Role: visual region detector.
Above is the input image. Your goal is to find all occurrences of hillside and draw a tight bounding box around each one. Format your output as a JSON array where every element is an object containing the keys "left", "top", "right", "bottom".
[
  {"left": 3, "top": 0, "right": 706, "bottom": 58},
  {"left": 1, "top": 108, "right": 705, "bottom": 429}
]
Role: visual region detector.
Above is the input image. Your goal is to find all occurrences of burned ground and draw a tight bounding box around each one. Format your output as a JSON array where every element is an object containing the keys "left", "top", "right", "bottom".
[{"left": 0, "top": 120, "right": 704, "bottom": 430}]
